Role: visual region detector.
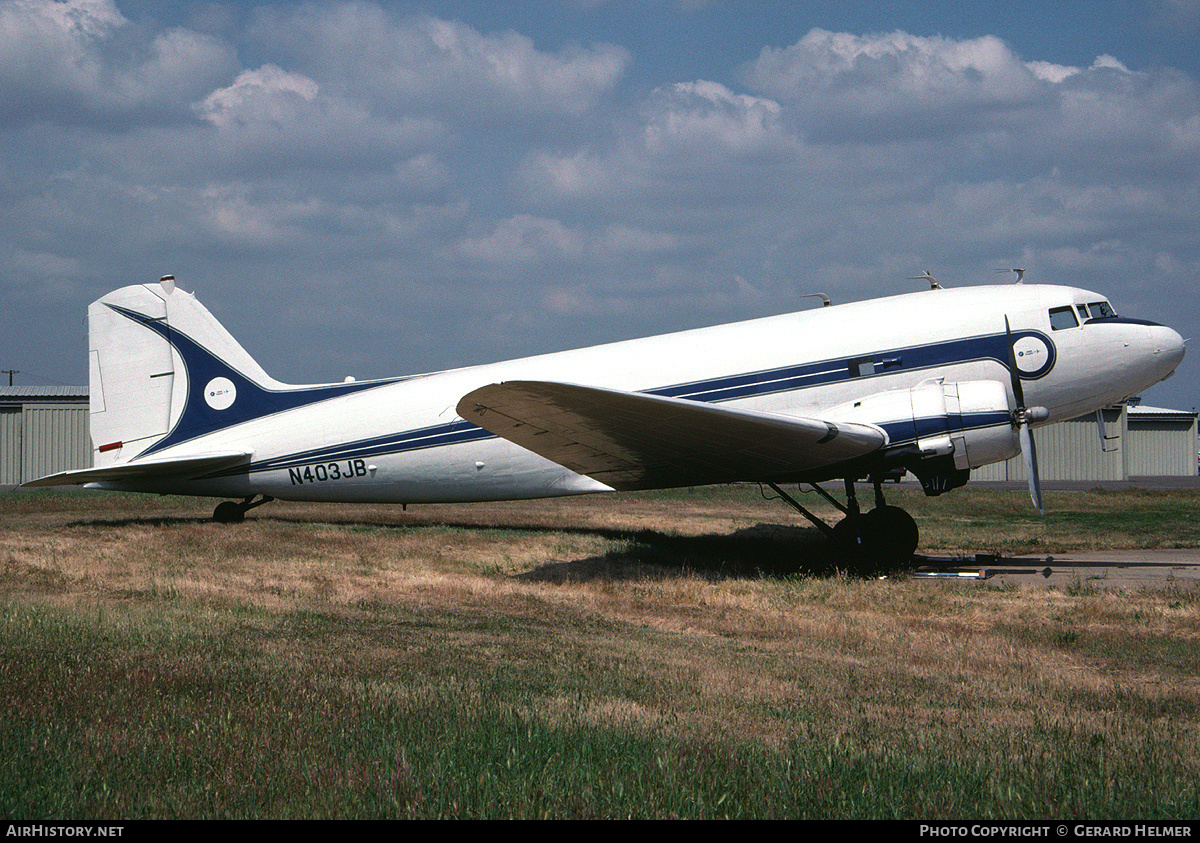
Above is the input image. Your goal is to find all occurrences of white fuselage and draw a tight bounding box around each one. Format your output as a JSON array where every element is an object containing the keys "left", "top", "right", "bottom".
[{"left": 100, "top": 284, "right": 1184, "bottom": 503}]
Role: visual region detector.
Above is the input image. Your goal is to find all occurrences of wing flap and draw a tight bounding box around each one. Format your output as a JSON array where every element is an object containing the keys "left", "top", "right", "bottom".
[
  {"left": 21, "top": 452, "right": 251, "bottom": 488},
  {"left": 457, "top": 381, "right": 885, "bottom": 490}
]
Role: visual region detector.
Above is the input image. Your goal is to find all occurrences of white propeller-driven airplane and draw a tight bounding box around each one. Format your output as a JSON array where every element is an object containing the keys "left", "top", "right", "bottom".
[{"left": 25, "top": 275, "right": 1185, "bottom": 571}]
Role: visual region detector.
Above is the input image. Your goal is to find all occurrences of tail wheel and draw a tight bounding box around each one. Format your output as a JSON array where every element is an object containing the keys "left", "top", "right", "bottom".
[{"left": 212, "top": 501, "right": 245, "bottom": 524}]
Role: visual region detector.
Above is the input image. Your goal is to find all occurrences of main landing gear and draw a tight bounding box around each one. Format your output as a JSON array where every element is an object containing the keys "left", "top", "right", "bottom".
[
  {"left": 767, "top": 477, "right": 919, "bottom": 575},
  {"left": 212, "top": 495, "right": 274, "bottom": 523}
]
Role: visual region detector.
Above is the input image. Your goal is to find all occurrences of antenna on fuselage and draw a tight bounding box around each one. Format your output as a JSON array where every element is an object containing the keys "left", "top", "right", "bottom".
[
  {"left": 996, "top": 267, "right": 1026, "bottom": 283},
  {"left": 909, "top": 270, "right": 940, "bottom": 290},
  {"left": 800, "top": 293, "right": 832, "bottom": 307}
]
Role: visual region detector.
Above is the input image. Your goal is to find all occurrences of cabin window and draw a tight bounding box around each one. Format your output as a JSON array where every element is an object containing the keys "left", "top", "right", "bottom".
[
  {"left": 1049, "top": 306, "right": 1079, "bottom": 330},
  {"left": 1088, "top": 301, "right": 1117, "bottom": 319}
]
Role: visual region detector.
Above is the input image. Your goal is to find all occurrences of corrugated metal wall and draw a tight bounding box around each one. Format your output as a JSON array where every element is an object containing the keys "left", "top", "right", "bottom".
[
  {"left": 971, "top": 408, "right": 1126, "bottom": 481},
  {"left": 972, "top": 405, "right": 1199, "bottom": 481},
  {"left": 1127, "top": 416, "right": 1198, "bottom": 476},
  {"left": 21, "top": 404, "right": 91, "bottom": 481},
  {"left": 0, "top": 401, "right": 91, "bottom": 485},
  {"left": 1, "top": 406, "right": 21, "bottom": 485}
]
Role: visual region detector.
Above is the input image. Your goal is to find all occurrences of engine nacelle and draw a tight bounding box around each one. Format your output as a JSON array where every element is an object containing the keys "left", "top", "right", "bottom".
[{"left": 827, "top": 379, "right": 1019, "bottom": 471}]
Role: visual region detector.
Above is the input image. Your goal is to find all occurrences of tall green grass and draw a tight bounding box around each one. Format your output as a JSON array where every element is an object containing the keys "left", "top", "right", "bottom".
[
  {"left": 3, "top": 595, "right": 1197, "bottom": 819},
  {"left": 4, "top": 487, "right": 1199, "bottom": 818}
]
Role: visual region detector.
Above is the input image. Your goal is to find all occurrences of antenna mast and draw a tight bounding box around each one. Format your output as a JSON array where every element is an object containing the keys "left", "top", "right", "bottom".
[{"left": 908, "top": 271, "right": 941, "bottom": 290}]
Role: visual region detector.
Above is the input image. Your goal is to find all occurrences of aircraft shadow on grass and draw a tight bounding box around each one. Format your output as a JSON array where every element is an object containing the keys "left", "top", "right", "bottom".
[
  {"left": 67, "top": 512, "right": 857, "bottom": 580},
  {"left": 64, "top": 512, "right": 1196, "bottom": 584}
]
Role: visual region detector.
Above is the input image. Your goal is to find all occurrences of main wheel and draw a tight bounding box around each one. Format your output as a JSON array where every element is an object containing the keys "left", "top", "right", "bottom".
[
  {"left": 859, "top": 505, "right": 919, "bottom": 570},
  {"left": 831, "top": 516, "right": 872, "bottom": 576}
]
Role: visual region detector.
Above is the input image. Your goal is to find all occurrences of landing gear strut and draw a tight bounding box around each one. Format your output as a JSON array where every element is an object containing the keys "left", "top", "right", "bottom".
[
  {"left": 212, "top": 495, "right": 274, "bottom": 523},
  {"left": 767, "top": 477, "right": 918, "bottom": 575}
]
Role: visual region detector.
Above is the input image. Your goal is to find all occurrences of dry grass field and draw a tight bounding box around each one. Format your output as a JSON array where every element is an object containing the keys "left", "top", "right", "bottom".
[{"left": 2, "top": 485, "right": 1199, "bottom": 818}]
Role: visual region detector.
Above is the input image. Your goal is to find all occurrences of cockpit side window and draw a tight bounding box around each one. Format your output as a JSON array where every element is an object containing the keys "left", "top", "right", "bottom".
[
  {"left": 1088, "top": 301, "right": 1117, "bottom": 319},
  {"left": 1049, "top": 306, "right": 1079, "bottom": 330}
]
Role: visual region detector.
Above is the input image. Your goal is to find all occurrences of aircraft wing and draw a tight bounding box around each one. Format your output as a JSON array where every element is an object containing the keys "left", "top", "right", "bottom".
[
  {"left": 21, "top": 451, "right": 251, "bottom": 488},
  {"left": 457, "top": 381, "right": 885, "bottom": 491}
]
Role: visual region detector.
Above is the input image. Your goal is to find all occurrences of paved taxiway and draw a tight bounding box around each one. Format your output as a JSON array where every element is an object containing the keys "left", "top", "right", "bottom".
[
  {"left": 915, "top": 549, "right": 1200, "bottom": 590},
  {"left": 908, "top": 477, "right": 1200, "bottom": 589}
]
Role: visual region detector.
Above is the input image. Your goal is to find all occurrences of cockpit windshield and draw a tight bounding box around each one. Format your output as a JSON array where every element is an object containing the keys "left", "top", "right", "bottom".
[
  {"left": 1049, "top": 306, "right": 1079, "bottom": 330},
  {"left": 1051, "top": 300, "right": 1119, "bottom": 329}
]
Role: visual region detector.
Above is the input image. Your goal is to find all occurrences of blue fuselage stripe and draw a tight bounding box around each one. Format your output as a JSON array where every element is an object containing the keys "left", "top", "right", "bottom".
[
  {"left": 241, "top": 425, "right": 493, "bottom": 474},
  {"left": 203, "top": 331, "right": 1021, "bottom": 478}
]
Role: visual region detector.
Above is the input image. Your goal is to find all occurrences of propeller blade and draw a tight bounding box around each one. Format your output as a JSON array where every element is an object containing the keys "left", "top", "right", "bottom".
[
  {"left": 1019, "top": 416, "right": 1044, "bottom": 515},
  {"left": 1004, "top": 315, "right": 1026, "bottom": 408},
  {"left": 1007, "top": 315, "right": 1044, "bottom": 514}
]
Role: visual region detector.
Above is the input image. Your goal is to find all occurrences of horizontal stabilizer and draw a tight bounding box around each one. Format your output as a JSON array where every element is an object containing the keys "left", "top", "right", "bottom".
[
  {"left": 457, "top": 381, "right": 885, "bottom": 490},
  {"left": 22, "top": 452, "right": 251, "bottom": 488}
]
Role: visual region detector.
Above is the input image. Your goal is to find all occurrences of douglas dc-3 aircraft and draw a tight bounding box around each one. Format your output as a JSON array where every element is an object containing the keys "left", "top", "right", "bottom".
[{"left": 26, "top": 274, "right": 1185, "bottom": 571}]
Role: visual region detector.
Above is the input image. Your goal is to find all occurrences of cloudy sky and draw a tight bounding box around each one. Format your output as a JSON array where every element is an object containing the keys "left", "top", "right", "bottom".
[{"left": 4, "top": 0, "right": 1198, "bottom": 413}]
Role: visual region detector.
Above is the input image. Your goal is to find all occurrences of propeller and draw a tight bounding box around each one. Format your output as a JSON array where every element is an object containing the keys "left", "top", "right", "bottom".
[{"left": 1005, "top": 317, "right": 1050, "bottom": 514}]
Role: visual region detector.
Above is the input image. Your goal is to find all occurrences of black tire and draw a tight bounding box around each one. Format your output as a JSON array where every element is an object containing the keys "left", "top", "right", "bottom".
[
  {"left": 859, "top": 505, "right": 919, "bottom": 570},
  {"left": 831, "top": 516, "right": 874, "bottom": 576},
  {"left": 213, "top": 501, "right": 245, "bottom": 524}
]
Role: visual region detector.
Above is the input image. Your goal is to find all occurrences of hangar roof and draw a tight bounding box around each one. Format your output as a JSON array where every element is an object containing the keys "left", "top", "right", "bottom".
[{"left": 0, "top": 386, "right": 89, "bottom": 402}]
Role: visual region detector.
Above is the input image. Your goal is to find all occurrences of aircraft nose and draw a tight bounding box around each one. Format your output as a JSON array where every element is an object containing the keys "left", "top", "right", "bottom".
[
  {"left": 1149, "top": 323, "right": 1186, "bottom": 380},
  {"left": 1095, "top": 319, "right": 1186, "bottom": 401}
]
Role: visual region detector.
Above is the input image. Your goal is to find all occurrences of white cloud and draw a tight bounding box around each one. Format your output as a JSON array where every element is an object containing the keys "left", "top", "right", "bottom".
[
  {"left": 4, "top": 0, "right": 123, "bottom": 40},
  {"left": 186, "top": 62, "right": 451, "bottom": 188},
  {"left": 0, "top": 0, "right": 235, "bottom": 126},
  {"left": 519, "top": 148, "right": 613, "bottom": 201},
  {"left": 1026, "top": 61, "right": 1079, "bottom": 84},
  {"left": 644, "top": 81, "right": 785, "bottom": 154},
  {"left": 740, "top": 29, "right": 1044, "bottom": 141},
  {"left": 458, "top": 214, "right": 585, "bottom": 264},
  {"left": 197, "top": 65, "right": 319, "bottom": 129},
  {"left": 1092, "top": 54, "right": 1131, "bottom": 73},
  {"left": 422, "top": 17, "right": 625, "bottom": 114},
  {"left": 249, "top": 5, "right": 629, "bottom": 122},
  {"left": 498, "top": 28, "right": 1200, "bottom": 334},
  {"left": 729, "top": 28, "right": 1200, "bottom": 188},
  {"left": 199, "top": 183, "right": 294, "bottom": 245}
]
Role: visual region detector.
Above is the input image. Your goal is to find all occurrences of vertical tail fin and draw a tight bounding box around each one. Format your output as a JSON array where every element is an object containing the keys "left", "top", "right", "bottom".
[
  {"left": 87, "top": 278, "right": 394, "bottom": 468},
  {"left": 88, "top": 279, "right": 285, "bottom": 466}
]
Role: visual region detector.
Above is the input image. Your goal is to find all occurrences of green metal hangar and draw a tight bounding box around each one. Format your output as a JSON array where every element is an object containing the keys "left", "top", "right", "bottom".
[
  {"left": 1, "top": 388, "right": 1197, "bottom": 488},
  {"left": 1, "top": 387, "right": 90, "bottom": 488},
  {"left": 967, "top": 400, "right": 1198, "bottom": 483}
]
